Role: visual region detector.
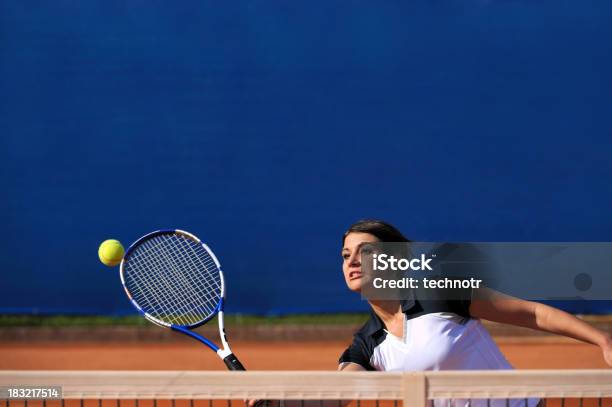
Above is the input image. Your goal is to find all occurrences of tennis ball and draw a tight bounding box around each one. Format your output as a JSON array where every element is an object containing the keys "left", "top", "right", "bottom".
[{"left": 98, "top": 239, "right": 125, "bottom": 267}]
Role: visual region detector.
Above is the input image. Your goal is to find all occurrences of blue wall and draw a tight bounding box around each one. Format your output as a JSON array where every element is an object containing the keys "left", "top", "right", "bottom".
[{"left": 1, "top": 1, "right": 611, "bottom": 315}]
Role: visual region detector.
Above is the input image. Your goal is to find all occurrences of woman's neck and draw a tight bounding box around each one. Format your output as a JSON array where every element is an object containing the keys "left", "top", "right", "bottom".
[{"left": 369, "top": 300, "right": 402, "bottom": 321}]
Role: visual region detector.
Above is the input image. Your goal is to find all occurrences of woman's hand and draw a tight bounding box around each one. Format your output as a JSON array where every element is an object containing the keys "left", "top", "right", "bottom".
[
  {"left": 602, "top": 334, "right": 612, "bottom": 367},
  {"left": 247, "top": 400, "right": 278, "bottom": 407}
]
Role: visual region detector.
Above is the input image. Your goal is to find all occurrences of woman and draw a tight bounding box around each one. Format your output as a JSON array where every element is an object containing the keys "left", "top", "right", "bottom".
[{"left": 338, "top": 220, "right": 611, "bottom": 405}]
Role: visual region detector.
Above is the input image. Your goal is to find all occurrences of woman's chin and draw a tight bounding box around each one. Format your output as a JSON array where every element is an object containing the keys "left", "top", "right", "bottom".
[{"left": 347, "top": 281, "right": 363, "bottom": 293}]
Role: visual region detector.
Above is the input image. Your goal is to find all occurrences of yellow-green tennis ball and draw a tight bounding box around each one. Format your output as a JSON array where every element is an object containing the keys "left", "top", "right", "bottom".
[{"left": 98, "top": 239, "right": 125, "bottom": 267}]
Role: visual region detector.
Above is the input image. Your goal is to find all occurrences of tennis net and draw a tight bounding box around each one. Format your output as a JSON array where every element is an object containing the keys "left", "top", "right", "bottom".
[{"left": 1, "top": 371, "right": 611, "bottom": 407}]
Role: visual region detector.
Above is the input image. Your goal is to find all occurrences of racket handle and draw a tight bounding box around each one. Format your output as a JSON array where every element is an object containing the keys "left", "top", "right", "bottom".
[{"left": 223, "top": 353, "right": 247, "bottom": 371}]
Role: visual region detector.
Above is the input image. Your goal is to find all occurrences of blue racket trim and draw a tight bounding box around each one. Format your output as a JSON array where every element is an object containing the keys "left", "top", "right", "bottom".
[{"left": 171, "top": 326, "right": 220, "bottom": 352}]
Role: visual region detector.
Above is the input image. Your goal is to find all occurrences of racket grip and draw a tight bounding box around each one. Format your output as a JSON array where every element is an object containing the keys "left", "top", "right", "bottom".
[{"left": 223, "top": 353, "right": 247, "bottom": 371}]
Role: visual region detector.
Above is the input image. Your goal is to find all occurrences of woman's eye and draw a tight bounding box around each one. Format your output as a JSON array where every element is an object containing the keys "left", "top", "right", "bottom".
[{"left": 342, "top": 253, "right": 350, "bottom": 260}]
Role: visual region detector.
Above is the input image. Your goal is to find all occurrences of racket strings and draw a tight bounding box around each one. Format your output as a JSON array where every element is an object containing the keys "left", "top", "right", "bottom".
[
  {"left": 129, "top": 247, "right": 209, "bottom": 325},
  {"left": 163, "top": 235, "right": 222, "bottom": 306},
  {"left": 174, "top": 239, "right": 222, "bottom": 308},
  {"left": 141, "top": 238, "right": 215, "bottom": 311},
  {"left": 128, "top": 247, "right": 204, "bottom": 326},
  {"left": 142, "top": 235, "right": 221, "bottom": 317},
  {"left": 128, "top": 236, "right": 220, "bottom": 325},
  {"left": 169, "top": 239, "right": 221, "bottom": 305},
  {"left": 123, "top": 233, "right": 223, "bottom": 326}
]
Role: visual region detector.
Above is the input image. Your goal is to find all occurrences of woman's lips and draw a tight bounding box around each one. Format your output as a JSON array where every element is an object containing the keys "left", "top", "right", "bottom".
[{"left": 349, "top": 271, "right": 362, "bottom": 280}]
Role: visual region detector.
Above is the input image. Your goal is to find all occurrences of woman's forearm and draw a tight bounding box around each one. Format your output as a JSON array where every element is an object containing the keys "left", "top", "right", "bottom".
[
  {"left": 533, "top": 302, "right": 611, "bottom": 347},
  {"left": 471, "top": 288, "right": 611, "bottom": 347},
  {"left": 471, "top": 289, "right": 612, "bottom": 366}
]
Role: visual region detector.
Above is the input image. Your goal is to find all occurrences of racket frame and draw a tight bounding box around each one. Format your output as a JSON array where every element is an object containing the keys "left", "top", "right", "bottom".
[{"left": 119, "top": 229, "right": 234, "bottom": 359}]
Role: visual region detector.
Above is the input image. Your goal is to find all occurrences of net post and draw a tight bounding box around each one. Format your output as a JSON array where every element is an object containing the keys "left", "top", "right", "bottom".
[{"left": 402, "top": 372, "right": 427, "bottom": 407}]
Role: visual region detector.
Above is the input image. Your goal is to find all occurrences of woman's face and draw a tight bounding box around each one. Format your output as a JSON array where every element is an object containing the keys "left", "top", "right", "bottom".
[{"left": 342, "top": 232, "right": 380, "bottom": 292}]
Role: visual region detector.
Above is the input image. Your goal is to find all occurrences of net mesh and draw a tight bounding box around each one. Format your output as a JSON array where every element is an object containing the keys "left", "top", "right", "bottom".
[
  {"left": 1, "top": 371, "right": 611, "bottom": 407},
  {"left": 122, "top": 233, "right": 222, "bottom": 326},
  {"left": 3, "top": 399, "right": 612, "bottom": 407}
]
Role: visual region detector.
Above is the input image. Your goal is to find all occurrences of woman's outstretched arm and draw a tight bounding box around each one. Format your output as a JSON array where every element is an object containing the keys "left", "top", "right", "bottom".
[{"left": 470, "top": 287, "right": 612, "bottom": 366}]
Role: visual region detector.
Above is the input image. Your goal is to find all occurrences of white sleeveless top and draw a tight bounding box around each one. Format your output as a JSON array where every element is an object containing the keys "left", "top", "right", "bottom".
[{"left": 340, "top": 312, "right": 539, "bottom": 407}]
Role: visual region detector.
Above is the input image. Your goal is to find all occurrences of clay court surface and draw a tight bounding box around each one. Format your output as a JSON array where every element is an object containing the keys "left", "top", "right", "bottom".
[{"left": 1, "top": 339, "right": 609, "bottom": 370}]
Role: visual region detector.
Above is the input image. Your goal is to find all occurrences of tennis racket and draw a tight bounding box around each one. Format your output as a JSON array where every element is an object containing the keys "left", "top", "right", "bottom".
[{"left": 119, "top": 229, "right": 248, "bottom": 370}]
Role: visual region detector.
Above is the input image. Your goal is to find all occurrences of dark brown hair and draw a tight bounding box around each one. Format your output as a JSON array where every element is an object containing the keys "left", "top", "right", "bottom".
[{"left": 343, "top": 219, "right": 410, "bottom": 244}]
